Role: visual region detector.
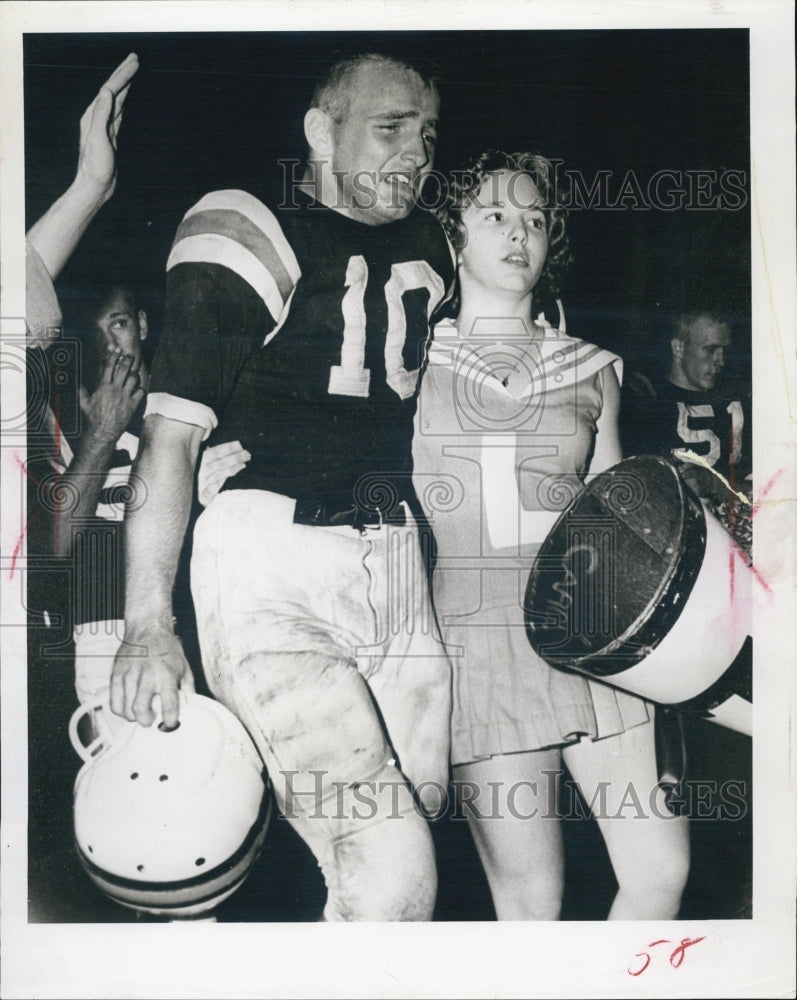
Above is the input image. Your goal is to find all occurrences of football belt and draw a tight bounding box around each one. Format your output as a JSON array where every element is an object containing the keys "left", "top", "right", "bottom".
[{"left": 70, "top": 692, "right": 271, "bottom": 917}]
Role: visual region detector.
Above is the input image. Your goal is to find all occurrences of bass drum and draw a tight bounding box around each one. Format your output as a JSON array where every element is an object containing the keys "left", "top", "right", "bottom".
[{"left": 524, "top": 455, "right": 752, "bottom": 736}]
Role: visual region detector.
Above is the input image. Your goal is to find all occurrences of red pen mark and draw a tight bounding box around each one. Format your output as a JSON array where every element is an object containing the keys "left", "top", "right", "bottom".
[
  {"left": 628, "top": 939, "right": 670, "bottom": 976},
  {"left": 727, "top": 515, "right": 771, "bottom": 596},
  {"left": 627, "top": 954, "right": 650, "bottom": 977},
  {"left": 9, "top": 454, "right": 30, "bottom": 578},
  {"left": 13, "top": 451, "right": 35, "bottom": 481},
  {"left": 8, "top": 452, "right": 45, "bottom": 580},
  {"left": 746, "top": 474, "right": 780, "bottom": 594},
  {"left": 669, "top": 936, "right": 707, "bottom": 968},
  {"left": 51, "top": 363, "right": 66, "bottom": 548},
  {"left": 749, "top": 561, "right": 771, "bottom": 594},
  {"left": 627, "top": 936, "right": 706, "bottom": 977},
  {"left": 722, "top": 469, "right": 784, "bottom": 600},
  {"left": 752, "top": 468, "right": 783, "bottom": 516},
  {"left": 9, "top": 526, "right": 28, "bottom": 580}
]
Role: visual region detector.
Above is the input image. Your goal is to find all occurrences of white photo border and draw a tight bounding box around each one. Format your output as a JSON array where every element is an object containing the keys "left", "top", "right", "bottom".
[{"left": 1, "top": 2, "right": 794, "bottom": 998}]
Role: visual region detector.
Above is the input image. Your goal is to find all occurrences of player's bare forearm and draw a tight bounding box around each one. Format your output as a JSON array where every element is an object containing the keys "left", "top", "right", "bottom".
[
  {"left": 111, "top": 414, "right": 203, "bottom": 727},
  {"left": 123, "top": 414, "right": 203, "bottom": 632},
  {"left": 26, "top": 178, "right": 112, "bottom": 283},
  {"left": 52, "top": 431, "right": 118, "bottom": 558}
]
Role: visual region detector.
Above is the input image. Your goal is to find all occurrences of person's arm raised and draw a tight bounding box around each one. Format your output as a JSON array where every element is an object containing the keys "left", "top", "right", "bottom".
[
  {"left": 110, "top": 412, "right": 203, "bottom": 730},
  {"left": 27, "top": 53, "right": 139, "bottom": 282}
]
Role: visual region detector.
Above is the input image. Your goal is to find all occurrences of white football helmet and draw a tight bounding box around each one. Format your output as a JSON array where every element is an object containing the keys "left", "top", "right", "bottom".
[{"left": 70, "top": 693, "right": 271, "bottom": 918}]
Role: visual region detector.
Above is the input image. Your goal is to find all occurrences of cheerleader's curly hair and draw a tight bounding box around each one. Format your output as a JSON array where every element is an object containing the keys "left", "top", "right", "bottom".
[{"left": 437, "top": 150, "right": 574, "bottom": 309}]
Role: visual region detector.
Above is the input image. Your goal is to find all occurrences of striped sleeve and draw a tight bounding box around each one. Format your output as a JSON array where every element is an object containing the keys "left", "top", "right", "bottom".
[
  {"left": 148, "top": 190, "right": 301, "bottom": 433},
  {"left": 166, "top": 190, "right": 300, "bottom": 327}
]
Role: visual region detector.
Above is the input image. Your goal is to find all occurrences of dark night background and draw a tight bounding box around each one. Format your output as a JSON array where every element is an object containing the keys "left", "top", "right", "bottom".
[
  {"left": 24, "top": 29, "right": 752, "bottom": 372},
  {"left": 24, "top": 30, "right": 752, "bottom": 923}
]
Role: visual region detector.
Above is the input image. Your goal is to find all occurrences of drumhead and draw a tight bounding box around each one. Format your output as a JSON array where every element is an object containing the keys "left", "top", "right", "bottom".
[{"left": 524, "top": 455, "right": 706, "bottom": 676}]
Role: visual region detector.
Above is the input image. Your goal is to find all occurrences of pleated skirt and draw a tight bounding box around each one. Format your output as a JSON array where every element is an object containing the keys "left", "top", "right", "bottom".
[{"left": 436, "top": 570, "right": 651, "bottom": 767}]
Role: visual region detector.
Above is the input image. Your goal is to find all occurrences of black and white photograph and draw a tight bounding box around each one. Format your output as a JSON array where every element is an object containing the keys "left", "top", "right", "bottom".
[{"left": 1, "top": 2, "right": 794, "bottom": 998}]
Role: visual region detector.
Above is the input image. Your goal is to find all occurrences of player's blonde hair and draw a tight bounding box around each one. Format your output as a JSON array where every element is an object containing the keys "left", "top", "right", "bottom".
[{"left": 311, "top": 51, "right": 440, "bottom": 125}]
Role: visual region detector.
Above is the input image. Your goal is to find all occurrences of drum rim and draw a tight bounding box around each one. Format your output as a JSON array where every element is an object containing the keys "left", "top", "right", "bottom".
[{"left": 670, "top": 635, "right": 753, "bottom": 718}]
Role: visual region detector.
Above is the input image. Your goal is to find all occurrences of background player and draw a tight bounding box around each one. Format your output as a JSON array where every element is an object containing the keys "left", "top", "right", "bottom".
[
  {"left": 55, "top": 279, "right": 148, "bottom": 716},
  {"left": 110, "top": 50, "right": 455, "bottom": 922},
  {"left": 621, "top": 305, "right": 752, "bottom": 548},
  {"left": 56, "top": 279, "right": 148, "bottom": 559}
]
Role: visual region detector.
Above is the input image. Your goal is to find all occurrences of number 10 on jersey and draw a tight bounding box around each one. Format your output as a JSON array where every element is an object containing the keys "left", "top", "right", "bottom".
[{"left": 328, "top": 255, "right": 445, "bottom": 401}]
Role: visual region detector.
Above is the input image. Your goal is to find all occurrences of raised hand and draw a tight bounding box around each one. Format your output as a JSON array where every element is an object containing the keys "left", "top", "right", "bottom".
[
  {"left": 76, "top": 52, "right": 140, "bottom": 203},
  {"left": 25, "top": 52, "right": 140, "bottom": 284}
]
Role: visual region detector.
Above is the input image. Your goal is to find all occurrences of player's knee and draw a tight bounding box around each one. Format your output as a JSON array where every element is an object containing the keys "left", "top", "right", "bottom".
[
  {"left": 323, "top": 772, "right": 437, "bottom": 921},
  {"left": 368, "top": 813, "right": 437, "bottom": 921}
]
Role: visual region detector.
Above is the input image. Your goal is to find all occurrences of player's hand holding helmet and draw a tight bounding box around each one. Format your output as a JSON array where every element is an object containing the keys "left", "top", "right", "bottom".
[
  {"left": 111, "top": 628, "right": 194, "bottom": 729},
  {"left": 70, "top": 692, "right": 271, "bottom": 918}
]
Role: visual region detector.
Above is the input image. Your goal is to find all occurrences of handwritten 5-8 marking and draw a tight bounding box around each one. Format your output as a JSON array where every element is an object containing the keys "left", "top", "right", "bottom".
[{"left": 627, "top": 936, "right": 707, "bottom": 976}]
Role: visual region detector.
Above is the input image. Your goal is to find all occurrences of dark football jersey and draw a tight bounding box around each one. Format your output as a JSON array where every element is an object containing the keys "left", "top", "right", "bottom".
[
  {"left": 147, "top": 188, "right": 454, "bottom": 507},
  {"left": 622, "top": 375, "right": 751, "bottom": 482}
]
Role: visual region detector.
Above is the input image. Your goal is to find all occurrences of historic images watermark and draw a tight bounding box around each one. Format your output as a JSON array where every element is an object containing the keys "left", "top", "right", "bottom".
[
  {"left": 277, "top": 769, "right": 749, "bottom": 823},
  {"left": 278, "top": 159, "right": 748, "bottom": 214}
]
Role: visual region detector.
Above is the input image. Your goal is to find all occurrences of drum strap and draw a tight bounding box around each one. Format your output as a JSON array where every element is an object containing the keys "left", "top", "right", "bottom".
[{"left": 654, "top": 706, "right": 688, "bottom": 814}]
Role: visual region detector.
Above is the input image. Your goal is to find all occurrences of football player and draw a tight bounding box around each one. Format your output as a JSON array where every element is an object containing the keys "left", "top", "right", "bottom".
[
  {"left": 54, "top": 281, "right": 229, "bottom": 719},
  {"left": 111, "top": 51, "right": 455, "bottom": 921},
  {"left": 622, "top": 306, "right": 752, "bottom": 550}
]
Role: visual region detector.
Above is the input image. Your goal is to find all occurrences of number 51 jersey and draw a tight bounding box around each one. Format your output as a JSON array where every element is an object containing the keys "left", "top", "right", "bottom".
[{"left": 146, "top": 187, "right": 455, "bottom": 506}]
